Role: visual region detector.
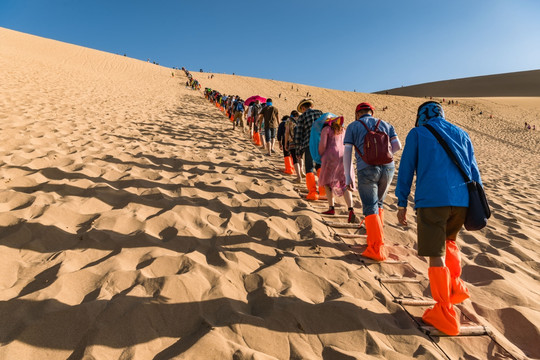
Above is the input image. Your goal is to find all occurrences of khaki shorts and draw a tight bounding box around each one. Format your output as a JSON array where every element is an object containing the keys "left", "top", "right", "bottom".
[
  {"left": 234, "top": 111, "right": 244, "bottom": 127},
  {"left": 417, "top": 206, "right": 467, "bottom": 257}
]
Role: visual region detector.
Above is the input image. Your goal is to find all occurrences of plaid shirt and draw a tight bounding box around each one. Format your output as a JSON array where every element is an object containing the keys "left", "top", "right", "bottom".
[{"left": 294, "top": 108, "right": 323, "bottom": 154}]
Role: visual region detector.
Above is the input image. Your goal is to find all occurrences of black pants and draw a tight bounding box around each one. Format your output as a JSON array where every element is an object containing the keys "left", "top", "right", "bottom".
[{"left": 304, "top": 148, "right": 315, "bottom": 174}]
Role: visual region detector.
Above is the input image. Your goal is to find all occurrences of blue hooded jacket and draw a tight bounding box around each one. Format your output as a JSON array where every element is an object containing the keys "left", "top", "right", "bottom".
[{"left": 395, "top": 117, "right": 482, "bottom": 208}]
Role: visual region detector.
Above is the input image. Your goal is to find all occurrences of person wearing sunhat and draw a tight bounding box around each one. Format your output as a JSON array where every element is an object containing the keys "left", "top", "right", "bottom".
[
  {"left": 318, "top": 116, "right": 356, "bottom": 222},
  {"left": 343, "top": 102, "right": 402, "bottom": 261},
  {"left": 294, "top": 99, "right": 323, "bottom": 200},
  {"left": 395, "top": 101, "right": 482, "bottom": 335}
]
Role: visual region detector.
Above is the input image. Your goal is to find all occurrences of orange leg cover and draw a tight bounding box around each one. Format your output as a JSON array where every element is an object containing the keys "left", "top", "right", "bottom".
[
  {"left": 445, "top": 240, "right": 470, "bottom": 304},
  {"left": 361, "top": 214, "right": 387, "bottom": 261},
  {"left": 422, "top": 267, "right": 460, "bottom": 335},
  {"left": 305, "top": 172, "right": 319, "bottom": 201}
]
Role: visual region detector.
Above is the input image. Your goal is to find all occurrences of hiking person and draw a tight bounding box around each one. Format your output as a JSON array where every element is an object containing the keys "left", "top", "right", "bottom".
[
  {"left": 233, "top": 98, "right": 245, "bottom": 132},
  {"left": 258, "top": 99, "right": 279, "bottom": 155},
  {"left": 294, "top": 99, "right": 323, "bottom": 200},
  {"left": 395, "top": 101, "right": 482, "bottom": 336},
  {"left": 257, "top": 103, "right": 267, "bottom": 149},
  {"left": 277, "top": 115, "right": 295, "bottom": 174},
  {"left": 246, "top": 102, "right": 255, "bottom": 137},
  {"left": 318, "top": 116, "right": 356, "bottom": 222},
  {"left": 285, "top": 111, "right": 303, "bottom": 183},
  {"left": 343, "top": 102, "right": 402, "bottom": 261},
  {"left": 250, "top": 100, "right": 263, "bottom": 145}
]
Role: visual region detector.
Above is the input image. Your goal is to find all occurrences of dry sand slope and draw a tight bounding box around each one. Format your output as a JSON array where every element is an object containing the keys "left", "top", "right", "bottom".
[{"left": 0, "top": 27, "right": 539, "bottom": 360}]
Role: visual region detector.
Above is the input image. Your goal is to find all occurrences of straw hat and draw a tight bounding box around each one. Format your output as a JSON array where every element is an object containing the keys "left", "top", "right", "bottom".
[
  {"left": 326, "top": 116, "right": 344, "bottom": 127},
  {"left": 297, "top": 98, "right": 314, "bottom": 113}
]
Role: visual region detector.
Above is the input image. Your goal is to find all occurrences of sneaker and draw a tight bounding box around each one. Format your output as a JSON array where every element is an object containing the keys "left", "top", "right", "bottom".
[
  {"left": 322, "top": 208, "right": 335, "bottom": 215},
  {"left": 348, "top": 210, "right": 356, "bottom": 223}
]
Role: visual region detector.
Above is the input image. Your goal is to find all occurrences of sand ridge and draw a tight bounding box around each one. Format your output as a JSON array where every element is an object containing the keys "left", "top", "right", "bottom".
[{"left": 0, "top": 27, "right": 539, "bottom": 359}]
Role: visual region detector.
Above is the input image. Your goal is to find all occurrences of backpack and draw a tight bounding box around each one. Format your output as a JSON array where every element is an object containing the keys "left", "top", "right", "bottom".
[
  {"left": 355, "top": 119, "right": 393, "bottom": 165},
  {"left": 251, "top": 103, "right": 261, "bottom": 118},
  {"left": 235, "top": 101, "right": 244, "bottom": 112}
]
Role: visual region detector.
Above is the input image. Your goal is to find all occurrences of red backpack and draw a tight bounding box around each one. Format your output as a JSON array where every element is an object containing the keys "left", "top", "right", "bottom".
[{"left": 355, "top": 119, "right": 393, "bottom": 165}]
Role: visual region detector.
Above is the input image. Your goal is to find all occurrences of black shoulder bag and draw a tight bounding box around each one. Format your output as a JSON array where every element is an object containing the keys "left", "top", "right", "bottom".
[{"left": 424, "top": 124, "right": 491, "bottom": 231}]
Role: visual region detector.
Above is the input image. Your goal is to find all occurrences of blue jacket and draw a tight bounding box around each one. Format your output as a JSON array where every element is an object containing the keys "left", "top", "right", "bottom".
[{"left": 395, "top": 117, "right": 482, "bottom": 208}]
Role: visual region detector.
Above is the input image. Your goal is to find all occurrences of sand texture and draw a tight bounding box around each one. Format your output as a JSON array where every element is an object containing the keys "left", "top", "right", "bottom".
[{"left": 1, "top": 27, "right": 539, "bottom": 359}]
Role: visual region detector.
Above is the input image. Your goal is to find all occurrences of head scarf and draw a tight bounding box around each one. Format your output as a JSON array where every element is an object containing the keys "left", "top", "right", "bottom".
[{"left": 416, "top": 101, "right": 445, "bottom": 127}]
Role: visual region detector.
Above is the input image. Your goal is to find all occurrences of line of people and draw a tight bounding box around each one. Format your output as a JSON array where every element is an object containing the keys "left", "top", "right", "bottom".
[
  {"left": 182, "top": 69, "right": 201, "bottom": 90},
  {"left": 202, "top": 85, "right": 483, "bottom": 336}
]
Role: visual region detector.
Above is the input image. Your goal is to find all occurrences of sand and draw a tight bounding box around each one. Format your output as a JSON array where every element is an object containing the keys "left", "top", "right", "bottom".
[
  {"left": 376, "top": 70, "right": 540, "bottom": 97},
  {"left": 0, "top": 27, "right": 539, "bottom": 360}
]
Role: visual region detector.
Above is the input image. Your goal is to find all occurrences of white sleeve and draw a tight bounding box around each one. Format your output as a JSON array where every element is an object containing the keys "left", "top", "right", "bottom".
[
  {"left": 390, "top": 136, "right": 402, "bottom": 153},
  {"left": 343, "top": 144, "right": 354, "bottom": 185}
]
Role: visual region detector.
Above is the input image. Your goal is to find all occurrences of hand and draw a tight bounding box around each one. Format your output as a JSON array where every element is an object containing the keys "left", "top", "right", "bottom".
[
  {"left": 397, "top": 208, "right": 408, "bottom": 226},
  {"left": 346, "top": 184, "right": 355, "bottom": 192}
]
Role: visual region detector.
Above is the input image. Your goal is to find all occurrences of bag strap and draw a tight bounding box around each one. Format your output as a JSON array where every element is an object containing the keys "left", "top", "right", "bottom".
[
  {"left": 424, "top": 124, "right": 471, "bottom": 183},
  {"left": 357, "top": 118, "right": 382, "bottom": 131},
  {"left": 358, "top": 119, "right": 371, "bottom": 132}
]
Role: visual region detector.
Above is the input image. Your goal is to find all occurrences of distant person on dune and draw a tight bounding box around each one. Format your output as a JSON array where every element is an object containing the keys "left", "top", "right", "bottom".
[{"left": 395, "top": 101, "right": 482, "bottom": 336}]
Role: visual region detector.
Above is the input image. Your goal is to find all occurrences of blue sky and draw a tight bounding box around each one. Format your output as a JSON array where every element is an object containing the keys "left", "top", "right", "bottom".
[{"left": 2, "top": 0, "right": 540, "bottom": 92}]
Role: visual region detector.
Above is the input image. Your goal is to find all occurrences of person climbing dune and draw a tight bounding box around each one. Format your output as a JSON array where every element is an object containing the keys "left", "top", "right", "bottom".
[{"left": 395, "top": 101, "right": 482, "bottom": 335}]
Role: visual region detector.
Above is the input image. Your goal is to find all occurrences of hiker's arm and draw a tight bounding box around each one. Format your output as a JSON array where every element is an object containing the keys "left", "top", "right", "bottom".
[
  {"left": 294, "top": 117, "right": 304, "bottom": 156},
  {"left": 343, "top": 144, "right": 355, "bottom": 190},
  {"left": 284, "top": 123, "right": 290, "bottom": 151},
  {"left": 390, "top": 136, "right": 402, "bottom": 153},
  {"left": 395, "top": 131, "right": 418, "bottom": 208},
  {"left": 318, "top": 127, "right": 329, "bottom": 156}
]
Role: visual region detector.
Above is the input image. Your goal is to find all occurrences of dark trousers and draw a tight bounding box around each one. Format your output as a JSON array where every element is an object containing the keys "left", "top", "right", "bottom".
[{"left": 304, "top": 148, "right": 315, "bottom": 174}]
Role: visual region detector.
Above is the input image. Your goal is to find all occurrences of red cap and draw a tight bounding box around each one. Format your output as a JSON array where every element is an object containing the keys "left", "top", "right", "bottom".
[{"left": 355, "top": 102, "right": 374, "bottom": 113}]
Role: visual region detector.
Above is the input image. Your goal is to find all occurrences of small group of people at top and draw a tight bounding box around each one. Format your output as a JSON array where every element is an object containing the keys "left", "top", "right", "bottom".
[
  {"left": 524, "top": 122, "right": 536, "bottom": 130},
  {"left": 203, "top": 83, "right": 483, "bottom": 336}
]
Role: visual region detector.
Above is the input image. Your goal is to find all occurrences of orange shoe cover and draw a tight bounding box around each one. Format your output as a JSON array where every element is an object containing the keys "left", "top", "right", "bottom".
[
  {"left": 361, "top": 214, "right": 387, "bottom": 261},
  {"left": 445, "top": 240, "right": 470, "bottom": 304},
  {"left": 305, "top": 172, "right": 319, "bottom": 201},
  {"left": 422, "top": 267, "right": 460, "bottom": 335},
  {"left": 284, "top": 156, "right": 295, "bottom": 174},
  {"left": 253, "top": 132, "right": 262, "bottom": 146},
  {"left": 378, "top": 208, "right": 384, "bottom": 225}
]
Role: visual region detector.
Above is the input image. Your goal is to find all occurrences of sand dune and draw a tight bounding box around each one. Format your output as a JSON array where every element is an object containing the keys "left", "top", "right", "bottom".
[
  {"left": 0, "top": 27, "right": 539, "bottom": 359},
  {"left": 375, "top": 69, "right": 540, "bottom": 97}
]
